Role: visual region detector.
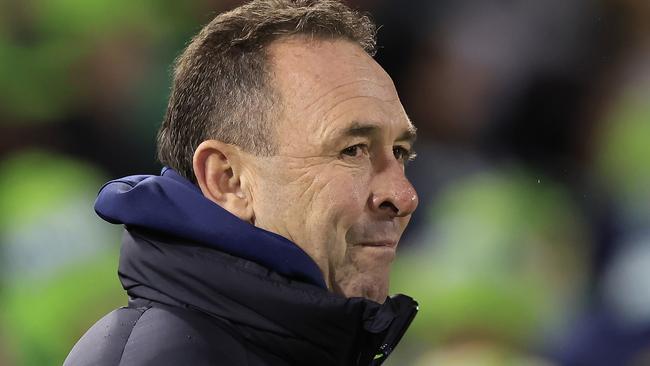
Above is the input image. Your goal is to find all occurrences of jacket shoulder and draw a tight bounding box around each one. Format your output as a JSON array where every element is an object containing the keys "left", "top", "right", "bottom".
[
  {"left": 65, "top": 304, "right": 251, "bottom": 366},
  {"left": 119, "top": 304, "right": 251, "bottom": 365},
  {"left": 64, "top": 306, "right": 145, "bottom": 366}
]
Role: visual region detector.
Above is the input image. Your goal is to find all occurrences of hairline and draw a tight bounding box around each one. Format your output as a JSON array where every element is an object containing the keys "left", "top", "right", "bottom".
[{"left": 250, "top": 34, "right": 377, "bottom": 154}]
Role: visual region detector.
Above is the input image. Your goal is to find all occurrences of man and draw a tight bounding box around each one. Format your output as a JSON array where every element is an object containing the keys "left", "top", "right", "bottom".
[{"left": 64, "top": 0, "right": 419, "bottom": 365}]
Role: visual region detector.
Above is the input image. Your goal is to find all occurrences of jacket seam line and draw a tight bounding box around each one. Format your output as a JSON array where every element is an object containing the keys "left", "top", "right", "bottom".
[{"left": 116, "top": 307, "right": 149, "bottom": 366}]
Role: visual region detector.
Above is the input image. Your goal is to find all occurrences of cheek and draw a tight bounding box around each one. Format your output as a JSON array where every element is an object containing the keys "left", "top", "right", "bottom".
[
  {"left": 312, "top": 173, "right": 369, "bottom": 257},
  {"left": 290, "top": 169, "right": 365, "bottom": 229},
  {"left": 317, "top": 170, "right": 367, "bottom": 217},
  {"left": 249, "top": 164, "right": 302, "bottom": 228},
  {"left": 259, "top": 162, "right": 370, "bottom": 246}
]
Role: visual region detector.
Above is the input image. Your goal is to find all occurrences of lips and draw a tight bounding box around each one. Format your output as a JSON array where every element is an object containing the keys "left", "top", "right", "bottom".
[
  {"left": 348, "top": 224, "right": 401, "bottom": 249},
  {"left": 357, "top": 241, "right": 397, "bottom": 248}
]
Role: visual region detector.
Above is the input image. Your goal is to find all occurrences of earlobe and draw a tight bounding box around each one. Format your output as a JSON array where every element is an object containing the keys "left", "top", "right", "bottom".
[{"left": 193, "top": 140, "right": 254, "bottom": 222}]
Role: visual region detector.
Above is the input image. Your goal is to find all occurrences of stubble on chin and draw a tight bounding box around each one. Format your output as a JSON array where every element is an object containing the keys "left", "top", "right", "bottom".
[
  {"left": 330, "top": 250, "right": 392, "bottom": 303},
  {"left": 333, "top": 273, "right": 390, "bottom": 303}
]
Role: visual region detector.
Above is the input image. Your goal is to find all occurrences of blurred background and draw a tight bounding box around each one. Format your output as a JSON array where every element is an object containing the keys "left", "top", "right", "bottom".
[{"left": 0, "top": 0, "right": 649, "bottom": 365}]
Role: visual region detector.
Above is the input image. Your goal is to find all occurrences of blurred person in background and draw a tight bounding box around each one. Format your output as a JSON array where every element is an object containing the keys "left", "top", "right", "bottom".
[
  {"left": 365, "top": 0, "right": 650, "bottom": 365},
  {"left": 0, "top": 0, "right": 189, "bottom": 364},
  {"left": 551, "top": 1, "right": 650, "bottom": 364},
  {"left": 64, "top": 1, "right": 419, "bottom": 365},
  {"left": 0, "top": 152, "right": 124, "bottom": 366}
]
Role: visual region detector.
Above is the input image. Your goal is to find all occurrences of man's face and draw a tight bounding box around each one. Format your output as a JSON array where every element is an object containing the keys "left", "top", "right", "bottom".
[{"left": 244, "top": 38, "right": 418, "bottom": 302}]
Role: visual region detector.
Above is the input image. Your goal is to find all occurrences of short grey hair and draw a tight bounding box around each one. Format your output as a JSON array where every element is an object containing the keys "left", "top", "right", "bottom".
[{"left": 156, "top": 0, "right": 377, "bottom": 182}]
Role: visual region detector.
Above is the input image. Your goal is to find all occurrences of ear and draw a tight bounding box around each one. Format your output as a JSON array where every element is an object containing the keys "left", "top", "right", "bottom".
[{"left": 193, "top": 140, "right": 254, "bottom": 222}]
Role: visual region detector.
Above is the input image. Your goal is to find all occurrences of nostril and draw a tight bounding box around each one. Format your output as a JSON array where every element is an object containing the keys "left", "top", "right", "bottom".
[{"left": 379, "top": 201, "right": 399, "bottom": 215}]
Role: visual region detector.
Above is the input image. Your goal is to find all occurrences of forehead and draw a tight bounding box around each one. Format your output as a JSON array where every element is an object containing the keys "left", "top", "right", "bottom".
[{"left": 266, "top": 37, "right": 412, "bottom": 144}]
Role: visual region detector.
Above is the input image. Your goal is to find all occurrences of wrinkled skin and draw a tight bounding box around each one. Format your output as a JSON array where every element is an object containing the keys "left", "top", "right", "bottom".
[{"left": 242, "top": 38, "right": 418, "bottom": 303}]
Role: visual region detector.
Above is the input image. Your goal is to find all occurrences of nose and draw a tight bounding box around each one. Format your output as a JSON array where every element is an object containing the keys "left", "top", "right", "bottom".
[{"left": 369, "top": 161, "right": 418, "bottom": 218}]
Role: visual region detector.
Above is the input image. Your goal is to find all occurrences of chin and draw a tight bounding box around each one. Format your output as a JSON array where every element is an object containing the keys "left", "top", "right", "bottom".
[
  {"left": 362, "top": 282, "right": 389, "bottom": 303},
  {"left": 368, "top": 282, "right": 390, "bottom": 303},
  {"left": 336, "top": 274, "right": 390, "bottom": 303},
  {"left": 331, "top": 246, "right": 394, "bottom": 302}
]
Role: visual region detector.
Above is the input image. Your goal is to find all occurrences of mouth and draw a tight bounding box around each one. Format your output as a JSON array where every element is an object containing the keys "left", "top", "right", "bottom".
[
  {"left": 355, "top": 241, "right": 398, "bottom": 261},
  {"left": 357, "top": 241, "right": 398, "bottom": 249}
]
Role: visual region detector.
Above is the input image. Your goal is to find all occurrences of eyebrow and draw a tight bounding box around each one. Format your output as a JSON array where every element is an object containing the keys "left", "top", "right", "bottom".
[{"left": 342, "top": 121, "right": 417, "bottom": 144}]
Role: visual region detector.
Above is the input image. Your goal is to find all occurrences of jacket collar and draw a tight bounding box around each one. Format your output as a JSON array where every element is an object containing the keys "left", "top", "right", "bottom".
[
  {"left": 120, "top": 228, "right": 418, "bottom": 365},
  {"left": 94, "top": 167, "right": 325, "bottom": 287}
]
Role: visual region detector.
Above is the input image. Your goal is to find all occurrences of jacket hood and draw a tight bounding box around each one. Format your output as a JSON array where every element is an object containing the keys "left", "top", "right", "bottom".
[{"left": 94, "top": 167, "right": 325, "bottom": 288}]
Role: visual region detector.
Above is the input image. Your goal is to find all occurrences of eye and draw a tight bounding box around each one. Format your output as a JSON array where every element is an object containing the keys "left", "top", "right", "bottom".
[
  {"left": 341, "top": 144, "right": 369, "bottom": 158},
  {"left": 393, "top": 146, "right": 415, "bottom": 163}
]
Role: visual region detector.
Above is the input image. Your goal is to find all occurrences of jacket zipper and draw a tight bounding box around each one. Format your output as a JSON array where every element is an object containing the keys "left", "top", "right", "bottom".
[{"left": 370, "top": 299, "right": 418, "bottom": 365}]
